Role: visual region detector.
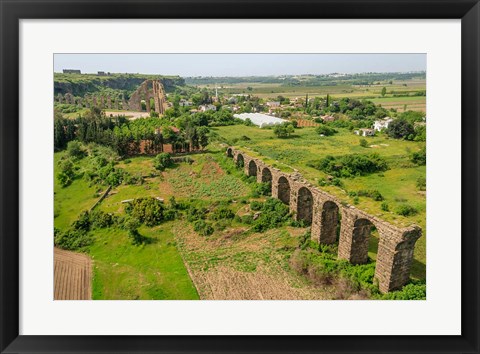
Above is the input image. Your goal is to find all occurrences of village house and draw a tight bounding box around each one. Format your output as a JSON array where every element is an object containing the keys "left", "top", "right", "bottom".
[
  {"left": 354, "top": 128, "right": 375, "bottom": 137},
  {"left": 199, "top": 104, "right": 217, "bottom": 112},
  {"left": 266, "top": 101, "right": 281, "bottom": 108},
  {"left": 321, "top": 115, "right": 336, "bottom": 122},
  {"left": 373, "top": 117, "right": 394, "bottom": 131},
  {"left": 179, "top": 99, "right": 193, "bottom": 107}
]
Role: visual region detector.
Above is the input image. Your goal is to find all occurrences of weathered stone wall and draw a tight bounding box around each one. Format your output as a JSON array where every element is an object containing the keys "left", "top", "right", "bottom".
[
  {"left": 128, "top": 79, "right": 167, "bottom": 114},
  {"left": 228, "top": 147, "right": 422, "bottom": 293}
]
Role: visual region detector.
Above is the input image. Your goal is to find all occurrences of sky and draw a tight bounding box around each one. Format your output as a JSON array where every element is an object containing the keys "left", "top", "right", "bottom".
[{"left": 54, "top": 54, "right": 426, "bottom": 77}]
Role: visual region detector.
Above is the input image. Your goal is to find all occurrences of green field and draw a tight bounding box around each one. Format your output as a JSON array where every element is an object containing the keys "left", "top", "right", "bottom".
[
  {"left": 55, "top": 152, "right": 243, "bottom": 299},
  {"left": 212, "top": 125, "right": 426, "bottom": 279},
  {"left": 198, "top": 79, "right": 426, "bottom": 112}
]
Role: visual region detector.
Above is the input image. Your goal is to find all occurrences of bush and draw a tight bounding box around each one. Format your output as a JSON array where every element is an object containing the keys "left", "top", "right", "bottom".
[
  {"left": 396, "top": 204, "right": 418, "bottom": 216},
  {"left": 386, "top": 118, "right": 415, "bottom": 140},
  {"left": 89, "top": 210, "right": 116, "bottom": 229},
  {"left": 252, "top": 182, "right": 272, "bottom": 197},
  {"left": 250, "top": 198, "right": 292, "bottom": 232},
  {"left": 308, "top": 153, "right": 388, "bottom": 178},
  {"left": 411, "top": 147, "right": 426, "bottom": 165},
  {"left": 273, "top": 123, "right": 294, "bottom": 138},
  {"left": 66, "top": 141, "right": 86, "bottom": 159},
  {"left": 153, "top": 153, "right": 173, "bottom": 171},
  {"left": 359, "top": 138, "right": 368, "bottom": 148},
  {"left": 126, "top": 198, "right": 166, "bottom": 226},
  {"left": 315, "top": 125, "right": 337, "bottom": 136},
  {"left": 186, "top": 206, "right": 208, "bottom": 222},
  {"left": 357, "top": 189, "right": 384, "bottom": 201},
  {"left": 381, "top": 202, "right": 390, "bottom": 211},
  {"left": 210, "top": 206, "right": 235, "bottom": 220},
  {"left": 380, "top": 282, "right": 426, "bottom": 300},
  {"left": 193, "top": 220, "right": 214, "bottom": 236},
  {"left": 57, "top": 158, "right": 76, "bottom": 187},
  {"left": 416, "top": 176, "right": 426, "bottom": 191},
  {"left": 54, "top": 228, "right": 93, "bottom": 251},
  {"left": 250, "top": 201, "right": 263, "bottom": 211}
]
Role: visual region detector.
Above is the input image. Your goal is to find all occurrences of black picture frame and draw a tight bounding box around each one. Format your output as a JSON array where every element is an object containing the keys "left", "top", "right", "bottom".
[{"left": 1, "top": 1, "right": 479, "bottom": 353}]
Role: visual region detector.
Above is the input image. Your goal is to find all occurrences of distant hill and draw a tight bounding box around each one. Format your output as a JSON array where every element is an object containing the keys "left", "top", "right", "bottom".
[{"left": 54, "top": 73, "right": 185, "bottom": 97}]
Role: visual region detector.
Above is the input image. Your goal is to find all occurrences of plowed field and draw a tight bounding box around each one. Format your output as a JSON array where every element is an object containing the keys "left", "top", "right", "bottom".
[{"left": 54, "top": 248, "right": 92, "bottom": 300}]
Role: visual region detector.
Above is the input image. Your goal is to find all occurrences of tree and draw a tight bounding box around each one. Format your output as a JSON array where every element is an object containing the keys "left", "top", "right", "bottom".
[
  {"left": 273, "top": 123, "right": 294, "bottom": 138},
  {"left": 359, "top": 138, "right": 369, "bottom": 148},
  {"left": 315, "top": 125, "right": 337, "bottom": 136},
  {"left": 197, "top": 126, "right": 210, "bottom": 149},
  {"left": 153, "top": 153, "right": 173, "bottom": 171},
  {"left": 386, "top": 118, "right": 415, "bottom": 140},
  {"left": 381, "top": 87, "right": 387, "bottom": 97}
]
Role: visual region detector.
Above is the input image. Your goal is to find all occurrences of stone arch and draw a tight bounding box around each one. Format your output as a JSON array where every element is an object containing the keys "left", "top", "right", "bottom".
[
  {"left": 236, "top": 154, "right": 244, "bottom": 168},
  {"left": 227, "top": 148, "right": 233, "bottom": 157},
  {"left": 297, "top": 187, "right": 313, "bottom": 225},
  {"left": 350, "top": 218, "right": 374, "bottom": 264},
  {"left": 319, "top": 200, "right": 340, "bottom": 244},
  {"left": 277, "top": 176, "right": 290, "bottom": 205},
  {"left": 248, "top": 160, "right": 258, "bottom": 177},
  {"left": 261, "top": 167, "right": 272, "bottom": 183}
]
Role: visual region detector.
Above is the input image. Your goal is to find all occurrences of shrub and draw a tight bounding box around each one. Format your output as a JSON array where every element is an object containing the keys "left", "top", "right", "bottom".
[
  {"left": 210, "top": 206, "right": 235, "bottom": 220},
  {"left": 54, "top": 228, "right": 93, "bottom": 251},
  {"left": 380, "top": 282, "right": 426, "bottom": 300},
  {"left": 386, "top": 118, "right": 415, "bottom": 140},
  {"left": 273, "top": 123, "right": 294, "bottom": 138},
  {"left": 89, "top": 210, "right": 116, "bottom": 229},
  {"left": 396, "top": 204, "right": 418, "bottom": 216},
  {"left": 308, "top": 153, "right": 388, "bottom": 178},
  {"left": 57, "top": 158, "right": 76, "bottom": 187},
  {"left": 250, "top": 201, "right": 263, "bottom": 211},
  {"left": 315, "top": 125, "right": 337, "bottom": 136},
  {"left": 416, "top": 176, "right": 426, "bottom": 191},
  {"left": 66, "top": 141, "right": 86, "bottom": 159},
  {"left": 357, "top": 189, "right": 384, "bottom": 201},
  {"left": 381, "top": 202, "right": 390, "bottom": 211},
  {"left": 193, "top": 220, "right": 214, "bottom": 236},
  {"left": 411, "top": 147, "right": 426, "bottom": 165},
  {"left": 250, "top": 198, "right": 292, "bottom": 232},
  {"left": 153, "top": 152, "right": 173, "bottom": 171},
  {"left": 252, "top": 182, "right": 272, "bottom": 197},
  {"left": 359, "top": 138, "right": 368, "bottom": 148},
  {"left": 127, "top": 198, "right": 166, "bottom": 226}
]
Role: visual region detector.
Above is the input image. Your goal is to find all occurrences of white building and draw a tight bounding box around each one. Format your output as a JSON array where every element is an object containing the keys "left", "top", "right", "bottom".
[
  {"left": 199, "top": 104, "right": 217, "bottom": 112},
  {"left": 373, "top": 117, "right": 394, "bottom": 132},
  {"left": 179, "top": 99, "right": 192, "bottom": 107},
  {"left": 233, "top": 113, "right": 287, "bottom": 128},
  {"left": 354, "top": 128, "right": 375, "bottom": 137}
]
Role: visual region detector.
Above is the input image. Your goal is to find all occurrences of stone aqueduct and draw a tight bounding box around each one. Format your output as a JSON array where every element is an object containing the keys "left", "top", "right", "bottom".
[
  {"left": 226, "top": 147, "right": 422, "bottom": 293},
  {"left": 56, "top": 79, "right": 168, "bottom": 114}
]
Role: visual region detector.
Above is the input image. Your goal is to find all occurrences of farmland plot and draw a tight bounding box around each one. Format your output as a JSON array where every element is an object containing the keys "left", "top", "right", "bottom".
[{"left": 54, "top": 247, "right": 92, "bottom": 300}]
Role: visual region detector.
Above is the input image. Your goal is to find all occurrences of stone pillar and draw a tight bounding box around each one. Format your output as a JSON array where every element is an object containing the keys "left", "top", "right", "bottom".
[
  {"left": 92, "top": 96, "right": 98, "bottom": 107},
  {"left": 107, "top": 96, "right": 112, "bottom": 109},
  {"left": 375, "top": 226, "right": 422, "bottom": 293},
  {"left": 310, "top": 197, "right": 323, "bottom": 243},
  {"left": 338, "top": 207, "right": 370, "bottom": 264}
]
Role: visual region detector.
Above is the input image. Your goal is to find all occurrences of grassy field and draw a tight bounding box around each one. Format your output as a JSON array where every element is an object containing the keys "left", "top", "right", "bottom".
[
  {"left": 198, "top": 79, "right": 426, "bottom": 112},
  {"left": 212, "top": 125, "right": 426, "bottom": 279}
]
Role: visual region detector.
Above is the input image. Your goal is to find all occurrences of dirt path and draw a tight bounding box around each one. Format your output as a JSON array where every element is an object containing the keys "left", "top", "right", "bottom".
[{"left": 54, "top": 247, "right": 92, "bottom": 300}]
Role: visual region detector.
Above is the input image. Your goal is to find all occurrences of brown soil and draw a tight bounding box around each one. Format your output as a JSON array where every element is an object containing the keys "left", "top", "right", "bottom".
[
  {"left": 173, "top": 223, "right": 333, "bottom": 300},
  {"left": 54, "top": 247, "right": 92, "bottom": 300}
]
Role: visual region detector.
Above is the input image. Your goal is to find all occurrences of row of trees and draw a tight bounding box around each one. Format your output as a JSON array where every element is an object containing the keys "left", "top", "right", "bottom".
[{"left": 54, "top": 107, "right": 210, "bottom": 155}]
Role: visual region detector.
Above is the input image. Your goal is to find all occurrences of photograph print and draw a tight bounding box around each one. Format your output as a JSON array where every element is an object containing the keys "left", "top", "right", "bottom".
[{"left": 53, "top": 53, "right": 426, "bottom": 301}]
